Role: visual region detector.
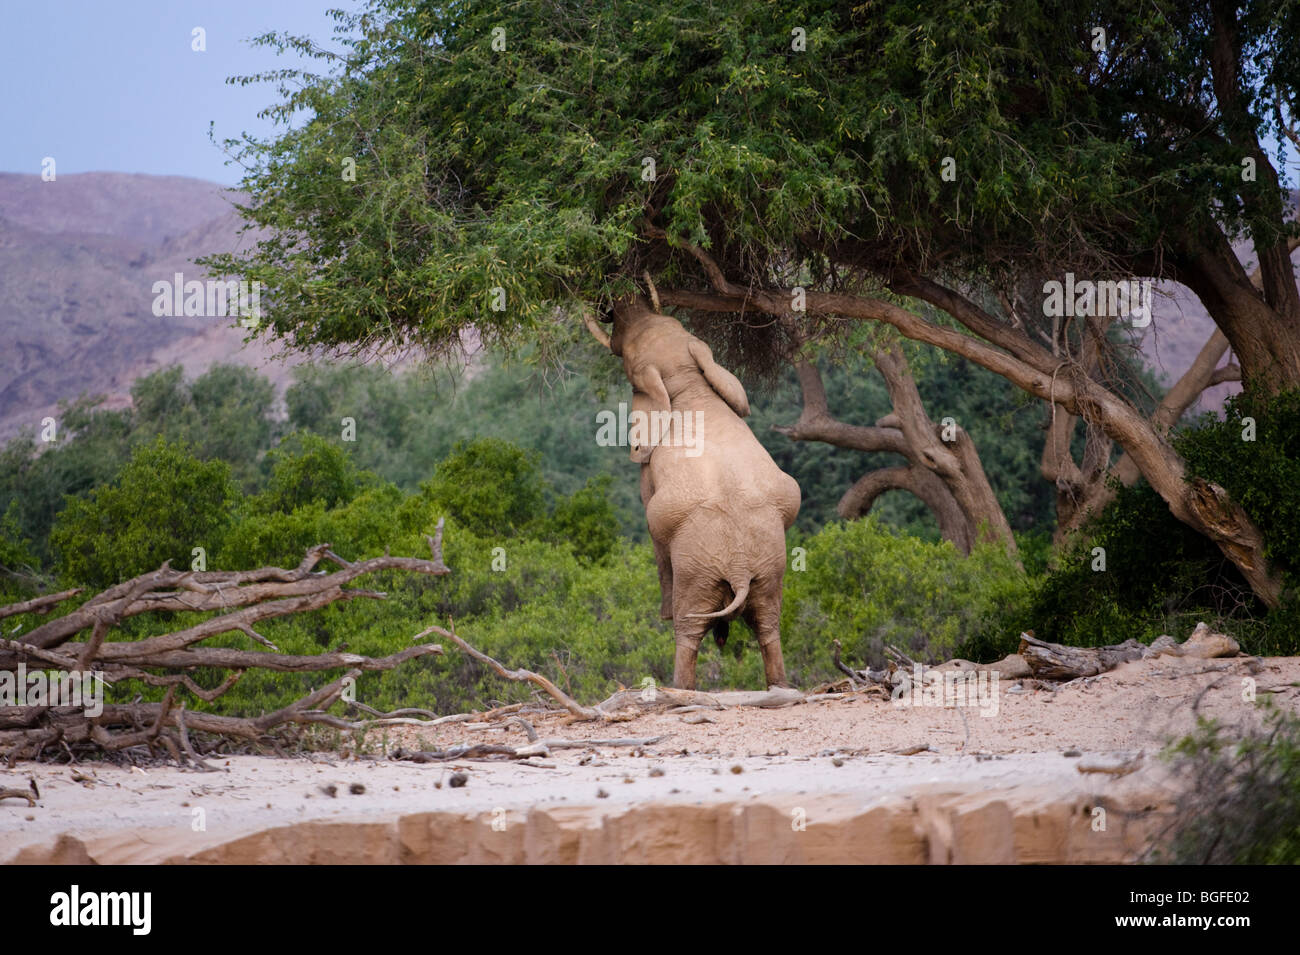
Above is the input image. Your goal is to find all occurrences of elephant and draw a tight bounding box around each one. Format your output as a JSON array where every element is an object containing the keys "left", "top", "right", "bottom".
[{"left": 596, "top": 296, "right": 801, "bottom": 690}]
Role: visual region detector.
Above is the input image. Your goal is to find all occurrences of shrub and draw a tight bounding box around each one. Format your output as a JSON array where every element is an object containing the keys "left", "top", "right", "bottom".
[
  {"left": 0, "top": 505, "right": 41, "bottom": 603},
  {"left": 1151, "top": 703, "right": 1300, "bottom": 864},
  {"left": 1018, "top": 389, "right": 1300, "bottom": 657},
  {"left": 219, "top": 482, "right": 411, "bottom": 570},
  {"left": 50, "top": 438, "right": 237, "bottom": 587},
  {"left": 544, "top": 474, "right": 620, "bottom": 564},
  {"left": 1026, "top": 482, "right": 1264, "bottom": 646},
  {"left": 780, "top": 517, "right": 1033, "bottom": 679},
  {"left": 259, "top": 431, "right": 362, "bottom": 513},
  {"left": 1179, "top": 389, "right": 1300, "bottom": 575},
  {"left": 422, "top": 438, "right": 546, "bottom": 538}
]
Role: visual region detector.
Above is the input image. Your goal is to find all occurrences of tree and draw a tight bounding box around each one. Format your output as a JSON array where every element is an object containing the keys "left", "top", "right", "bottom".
[
  {"left": 204, "top": 0, "right": 1298, "bottom": 604},
  {"left": 423, "top": 438, "right": 546, "bottom": 538},
  {"left": 260, "top": 431, "right": 362, "bottom": 513},
  {"left": 776, "top": 351, "right": 1016, "bottom": 556},
  {"left": 50, "top": 438, "right": 237, "bottom": 587},
  {"left": 546, "top": 474, "right": 620, "bottom": 563}
]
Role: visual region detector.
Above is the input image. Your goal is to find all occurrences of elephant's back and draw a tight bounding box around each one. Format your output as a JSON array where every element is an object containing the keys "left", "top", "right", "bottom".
[{"left": 646, "top": 437, "right": 799, "bottom": 522}]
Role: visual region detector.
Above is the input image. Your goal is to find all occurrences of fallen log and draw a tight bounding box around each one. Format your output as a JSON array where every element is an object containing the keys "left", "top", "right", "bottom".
[{"left": 1017, "top": 632, "right": 1146, "bottom": 680}]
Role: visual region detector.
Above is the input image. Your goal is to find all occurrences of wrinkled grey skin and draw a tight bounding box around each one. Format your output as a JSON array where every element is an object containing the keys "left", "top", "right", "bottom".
[{"left": 607, "top": 298, "right": 801, "bottom": 689}]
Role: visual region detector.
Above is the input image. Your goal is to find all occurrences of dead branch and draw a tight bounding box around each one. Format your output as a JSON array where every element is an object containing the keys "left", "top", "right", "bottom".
[
  {"left": 1018, "top": 632, "right": 1147, "bottom": 680},
  {"left": 0, "top": 589, "right": 81, "bottom": 620},
  {"left": 595, "top": 686, "right": 723, "bottom": 712},
  {"left": 0, "top": 779, "right": 39, "bottom": 805},
  {"left": 390, "top": 735, "right": 664, "bottom": 763},
  {"left": 831, "top": 639, "right": 868, "bottom": 686},
  {"left": 426, "top": 623, "right": 603, "bottom": 720},
  {"left": 885, "top": 644, "right": 920, "bottom": 670}
]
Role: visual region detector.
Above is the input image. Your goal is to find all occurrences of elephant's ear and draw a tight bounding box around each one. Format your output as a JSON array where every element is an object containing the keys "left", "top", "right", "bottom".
[{"left": 688, "top": 339, "right": 750, "bottom": 417}]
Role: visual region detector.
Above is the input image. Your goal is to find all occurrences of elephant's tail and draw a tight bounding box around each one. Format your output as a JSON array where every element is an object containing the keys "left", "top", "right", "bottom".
[{"left": 687, "top": 578, "right": 750, "bottom": 621}]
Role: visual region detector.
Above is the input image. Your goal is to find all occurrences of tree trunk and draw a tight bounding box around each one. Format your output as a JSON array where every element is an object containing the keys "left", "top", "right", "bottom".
[
  {"left": 837, "top": 464, "right": 974, "bottom": 552},
  {"left": 871, "top": 345, "right": 1017, "bottom": 552},
  {"left": 1179, "top": 240, "right": 1300, "bottom": 397},
  {"left": 774, "top": 356, "right": 1016, "bottom": 556}
]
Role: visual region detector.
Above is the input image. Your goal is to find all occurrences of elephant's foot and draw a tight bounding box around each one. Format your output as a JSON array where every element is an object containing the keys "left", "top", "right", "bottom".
[
  {"left": 757, "top": 637, "right": 788, "bottom": 688},
  {"left": 671, "top": 639, "right": 700, "bottom": 690}
]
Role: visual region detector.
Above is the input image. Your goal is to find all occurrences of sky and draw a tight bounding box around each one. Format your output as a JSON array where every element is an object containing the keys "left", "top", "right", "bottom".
[{"left": 0, "top": 0, "right": 348, "bottom": 185}]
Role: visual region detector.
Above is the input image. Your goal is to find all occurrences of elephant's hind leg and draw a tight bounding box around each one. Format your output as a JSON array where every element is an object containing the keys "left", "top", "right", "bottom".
[
  {"left": 653, "top": 539, "right": 674, "bottom": 620},
  {"left": 669, "top": 573, "right": 718, "bottom": 690},
  {"left": 747, "top": 576, "right": 791, "bottom": 688},
  {"left": 641, "top": 464, "right": 673, "bottom": 619},
  {"left": 671, "top": 628, "right": 705, "bottom": 690}
]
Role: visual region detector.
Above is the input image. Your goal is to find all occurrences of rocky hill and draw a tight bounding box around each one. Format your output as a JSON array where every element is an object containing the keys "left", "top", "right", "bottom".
[{"left": 0, "top": 172, "right": 294, "bottom": 438}]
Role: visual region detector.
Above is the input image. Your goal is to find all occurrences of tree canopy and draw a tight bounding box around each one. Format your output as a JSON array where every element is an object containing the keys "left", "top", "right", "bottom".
[
  {"left": 211, "top": 0, "right": 1296, "bottom": 362},
  {"left": 204, "top": 0, "right": 1300, "bottom": 605}
]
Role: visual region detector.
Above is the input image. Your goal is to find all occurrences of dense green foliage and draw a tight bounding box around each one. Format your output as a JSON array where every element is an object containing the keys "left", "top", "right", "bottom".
[
  {"left": 0, "top": 367, "right": 1040, "bottom": 714},
  {"left": 50, "top": 438, "right": 238, "bottom": 589},
  {"left": 259, "top": 431, "right": 364, "bottom": 513},
  {"left": 1179, "top": 391, "right": 1300, "bottom": 575},
  {"left": 983, "top": 390, "right": 1300, "bottom": 659},
  {"left": 205, "top": 1, "right": 1297, "bottom": 365},
  {"left": 0, "top": 337, "right": 1063, "bottom": 596},
  {"left": 782, "top": 518, "right": 1032, "bottom": 669},
  {"left": 7, "top": 357, "right": 1297, "bottom": 716},
  {"left": 423, "top": 438, "right": 547, "bottom": 538},
  {"left": 0, "top": 365, "right": 277, "bottom": 573}
]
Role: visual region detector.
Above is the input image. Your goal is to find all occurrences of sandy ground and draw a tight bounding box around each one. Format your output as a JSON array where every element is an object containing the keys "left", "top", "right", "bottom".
[
  {"left": 384, "top": 652, "right": 1300, "bottom": 757},
  {"left": 2, "top": 653, "right": 1297, "bottom": 863}
]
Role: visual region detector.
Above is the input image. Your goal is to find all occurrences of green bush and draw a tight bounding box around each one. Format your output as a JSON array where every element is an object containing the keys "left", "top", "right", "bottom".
[
  {"left": 1018, "top": 389, "right": 1300, "bottom": 657},
  {"left": 259, "top": 431, "right": 362, "bottom": 513},
  {"left": 1027, "top": 482, "right": 1261, "bottom": 646},
  {"left": 1152, "top": 703, "right": 1300, "bottom": 864},
  {"left": 50, "top": 438, "right": 237, "bottom": 587},
  {"left": 0, "top": 505, "right": 42, "bottom": 603},
  {"left": 106, "top": 511, "right": 1040, "bottom": 719},
  {"left": 167, "top": 531, "right": 762, "bottom": 719},
  {"left": 422, "top": 438, "right": 546, "bottom": 538},
  {"left": 130, "top": 364, "right": 276, "bottom": 488},
  {"left": 780, "top": 517, "right": 1033, "bottom": 678},
  {"left": 1179, "top": 389, "right": 1300, "bottom": 575},
  {"left": 544, "top": 474, "right": 620, "bottom": 564},
  {"left": 218, "top": 482, "right": 418, "bottom": 570}
]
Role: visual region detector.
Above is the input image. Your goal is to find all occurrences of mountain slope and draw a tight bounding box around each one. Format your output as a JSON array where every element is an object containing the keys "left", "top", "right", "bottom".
[{"left": 0, "top": 172, "right": 293, "bottom": 438}]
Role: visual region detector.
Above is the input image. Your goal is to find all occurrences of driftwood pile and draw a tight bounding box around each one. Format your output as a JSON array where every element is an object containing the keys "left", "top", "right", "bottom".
[
  {"left": 0, "top": 524, "right": 454, "bottom": 767},
  {"left": 1017, "top": 624, "right": 1242, "bottom": 680},
  {"left": 0, "top": 517, "right": 735, "bottom": 770}
]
